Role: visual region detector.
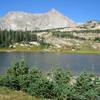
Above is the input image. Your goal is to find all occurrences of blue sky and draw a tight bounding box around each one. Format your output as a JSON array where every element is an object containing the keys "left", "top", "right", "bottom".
[{"left": 0, "top": 0, "right": 100, "bottom": 22}]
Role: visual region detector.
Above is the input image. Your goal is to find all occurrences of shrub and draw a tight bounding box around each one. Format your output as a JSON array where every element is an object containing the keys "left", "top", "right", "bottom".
[
  {"left": 0, "top": 60, "right": 29, "bottom": 90},
  {"left": 7, "top": 59, "right": 29, "bottom": 76},
  {"left": 52, "top": 68, "right": 72, "bottom": 84},
  {"left": 0, "top": 75, "right": 20, "bottom": 90},
  {"left": 18, "top": 67, "right": 43, "bottom": 91},
  {"left": 0, "top": 60, "right": 100, "bottom": 100},
  {"left": 27, "top": 77, "right": 58, "bottom": 99},
  {"left": 74, "top": 72, "right": 100, "bottom": 100},
  {"left": 84, "top": 89, "right": 99, "bottom": 100},
  {"left": 47, "top": 68, "right": 73, "bottom": 100},
  {"left": 74, "top": 72, "right": 96, "bottom": 93},
  {"left": 29, "top": 67, "right": 43, "bottom": 79}
]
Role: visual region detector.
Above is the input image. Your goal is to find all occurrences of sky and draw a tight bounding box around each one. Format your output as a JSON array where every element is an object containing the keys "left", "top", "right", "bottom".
[{"left": 0, "top": 0, "right": 100, "bottom": 22}]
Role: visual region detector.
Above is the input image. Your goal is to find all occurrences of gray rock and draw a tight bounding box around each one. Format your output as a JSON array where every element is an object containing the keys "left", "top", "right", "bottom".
[{"left": 0, "top": 9, "right": 76, "bottom": 31}]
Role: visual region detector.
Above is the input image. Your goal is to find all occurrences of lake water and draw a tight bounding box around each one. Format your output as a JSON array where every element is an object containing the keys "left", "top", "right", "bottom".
[{"left": 0, "top": 52, "right": 100, "bottom": 75}]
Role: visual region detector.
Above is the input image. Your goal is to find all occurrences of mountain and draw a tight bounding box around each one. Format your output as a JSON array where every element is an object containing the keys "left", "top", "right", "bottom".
[
  {"left": 0, "top": 9, "right": 76, "bottom": 31},
  {"left": 78, "top": 20, "right": 100, "bottom": 29}
]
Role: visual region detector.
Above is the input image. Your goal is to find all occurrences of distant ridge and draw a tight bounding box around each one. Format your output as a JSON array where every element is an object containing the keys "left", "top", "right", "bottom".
[{"left": 0, "top": 9, "right": 76, "bottom": 31}]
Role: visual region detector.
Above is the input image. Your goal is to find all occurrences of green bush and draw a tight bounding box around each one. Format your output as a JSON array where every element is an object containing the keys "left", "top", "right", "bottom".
[
  {"left": 18, "top": 67, "right": 43, "bottom": 91},
  {"left": 7, "top": 59, "right": 29, "bottom": 76},
  {"left": 29, "top": 67, "right": 43, "bottom": 79},
  {"left": 84, "top": 89, "right": 99, "bottom": 100},
  {"left": 0, "top": 60, "right": 100, "bottom": 100},
  {"left": 74, "top": 72, "right": 96, "bottom": 93},
  {"left": 27, "top": 78, "right": 58, "bottom": 99},
  {"left": 0, "top": 60, "right": 29, "bottom": 90},
  {"left": 52, "top": 68, "right": 72, "bottom": 84},
  {"left": 0, "top": 75, "right": 20, "bottom": 90},
  {"left": 74, "top": 72, "right": 100, "bottom": 100}
]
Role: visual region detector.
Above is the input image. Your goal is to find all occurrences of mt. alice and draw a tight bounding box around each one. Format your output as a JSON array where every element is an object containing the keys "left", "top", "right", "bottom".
[{"left": 0, "top": 9, "right": 76, "bottom": 31}]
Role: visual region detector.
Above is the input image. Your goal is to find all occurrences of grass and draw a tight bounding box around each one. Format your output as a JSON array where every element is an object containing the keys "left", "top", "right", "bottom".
[
  {"left": 0, "top": 47, "right": 100, "bottom": 54},
  {"left": 50, "top": 48, "right": 100, "bottom": 54},
  {"left": 0, "top": 46, "right": 42, "bottom": 52},
  {"left": 61, "top": 49, "right": 100, "bottom": 54},
  {"left": 0, "top": 87, "right": 47, "bottom": 100}
]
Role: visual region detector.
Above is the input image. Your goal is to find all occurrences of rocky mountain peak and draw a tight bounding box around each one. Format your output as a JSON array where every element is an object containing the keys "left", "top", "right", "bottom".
[
  {"left": 0, "top": 9, "right": 76, "bottom": 31},
  {"left": 48, "top": 8, "right": 60, "bottom": 14}
]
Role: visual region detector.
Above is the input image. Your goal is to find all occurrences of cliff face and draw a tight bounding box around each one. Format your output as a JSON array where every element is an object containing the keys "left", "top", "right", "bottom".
[{"left": 0, "top": 9, "right": 76, "bottom": 31}]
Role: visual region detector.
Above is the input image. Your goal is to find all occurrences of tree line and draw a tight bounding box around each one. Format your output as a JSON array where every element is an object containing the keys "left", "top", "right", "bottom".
[{"left": 0, "top": 30, "right": 37, "bottom": 47}]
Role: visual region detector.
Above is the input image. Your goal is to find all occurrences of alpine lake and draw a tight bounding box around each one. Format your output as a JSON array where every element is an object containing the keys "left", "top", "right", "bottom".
[{"left": 0, "top": 52, "right": 100, "bottom": 75}]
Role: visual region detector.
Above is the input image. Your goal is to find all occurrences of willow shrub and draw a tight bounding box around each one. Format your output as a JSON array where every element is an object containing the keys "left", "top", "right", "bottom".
[{"left": 0, "top": 60, "right": 100, "bottom": 100}]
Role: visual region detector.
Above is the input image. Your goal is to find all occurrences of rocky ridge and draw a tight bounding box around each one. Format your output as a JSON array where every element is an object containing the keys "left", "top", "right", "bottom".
[{"left": 0, "top": 9, "right": 76, "bottom": 31}]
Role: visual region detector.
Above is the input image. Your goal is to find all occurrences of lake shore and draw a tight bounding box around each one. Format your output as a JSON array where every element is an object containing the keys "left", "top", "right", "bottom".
[{"left": 0, "top": 48, "right": 100, "bottom": 54}]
